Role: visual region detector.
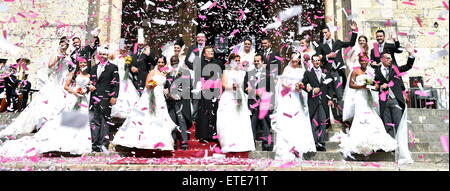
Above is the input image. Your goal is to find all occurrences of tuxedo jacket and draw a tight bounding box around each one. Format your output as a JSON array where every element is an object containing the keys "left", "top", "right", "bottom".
[
  {"left": 374, "top": 56, "right": 415, "bottom": 119},
  {"left": 90, "top": 62, "right": 120, "bottom": 116},
  {"left": 165, "top": 66, "right": 192, "bottom": 122},
  {"left": 131, "top": 47, "right": 156, "bottom": 80},
  {"left": 70, "top": 36, "right": 100, "bottom": 73},
  {"left": 258, "top": 48, "right": 282, "bottom": 76},
  {"left": 244, "top": 67, "right": 270, "bottom": 101},
  {"left": 370, "top": 41, "right": 402, "bottom": 66},
  {"left": 302, "top": 68, "right": 334, "bottom": 119},
  {"left": 316, "top": 32, "right": 357, "bottom": 73},
  {"left": 185, "top": 45, "right": 204, "bottom": 70},
  {"left": 4, "top": 75, "right": 19, "bottom": 96}
]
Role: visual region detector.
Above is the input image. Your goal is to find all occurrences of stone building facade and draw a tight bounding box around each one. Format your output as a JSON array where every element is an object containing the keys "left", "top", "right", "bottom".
[{"left": 1, "top": 0, "right": 448, "bottom": 106}]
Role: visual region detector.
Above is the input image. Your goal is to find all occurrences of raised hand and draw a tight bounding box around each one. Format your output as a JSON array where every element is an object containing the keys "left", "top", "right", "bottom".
[{"left": 349, "top": 21, "right": 358, "bottom": 31}]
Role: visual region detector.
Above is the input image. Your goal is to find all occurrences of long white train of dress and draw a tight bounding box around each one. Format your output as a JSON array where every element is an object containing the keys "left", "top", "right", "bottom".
[
  {"left": 0, "top": 75, "right": 92, "bottom": 157},
  {"left": 216, "top": 70, "right": 255, "bottom": 153},
  {"left": 273, "top": 65, "right": 316, "bottom": 160},
  {"left": 112, "top": 74, "right": 177, "bottom": 150},
  {"left": 111, "top": 57, "right": 140, "bottom": 119},
  {"left": 337, "top": 74, "right": 397, "bottom": 157},
  {"left": 0, "top": 55, "right": 70, "bottom": 137}
]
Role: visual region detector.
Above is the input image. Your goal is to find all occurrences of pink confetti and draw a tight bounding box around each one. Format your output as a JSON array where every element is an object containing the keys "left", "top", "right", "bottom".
[
  {"left": 398, "top": 32, "right": 408, "bottom": 36},
  {"left": 336, "top": 82, "right": 342, "bottom": 89},
  {"left": 154, "top": 142, "right": 165, "bottom": 149},
  {"left": 418, "top": 155, "right": 424, "bottom": 159},
  {"left": 312, "top": 118, "right": 319, "bottom": 127},
  {"left": 415, "top": 90, "right": 429, "bottom": 97},
  {"left": 25, "top": 147, "right": 35, "bottom": 154},
  {"left": 283, "top": 113, "right": 293, "bottom": 118},
  {"left": 373, "top": 43, "right": 380, "bottom": 58},
  {"left": 402, "top": 1, "right": 416, "bottom": 6},
  {"left": 275, "top": 56, "right": 284, "bottom": 61},
  {"left": 440, "top": 136, "right": 449, "bottom": 153},
  {"left": 281, "top": 87, "right": 291, "bottom": 97},
  {"left": 443, "top": 1, "right": 449, "bottom": 10},
  {"left": 279, "top": 161, "right": 296, "bottom": 168},
  {"left": 385, "top": 123, "right": 396, "bottom": 127},
  {"left": 267, "top": 134, "right": 272, "bottom": 145},
  {"left": 78, "top": 103, "right": 88, "bottom": 108},
  {"left": 371, "top": 162, "right": 380, "bottom": 168},
  {"left": 415, "top": 17, "right": 423, "bottom": 27}
]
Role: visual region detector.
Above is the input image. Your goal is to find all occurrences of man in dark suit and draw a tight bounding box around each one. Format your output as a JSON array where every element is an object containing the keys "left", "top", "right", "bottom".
[
  {"left": 374, "top": 50, "right": 415, "bottom": 138},
  {"left": 18, "top": 73, "right": 31, "bottom": 111},
  {"left": 244, "top": 54, "right": 273, "bottom": 151},
  {"left": 165, "top": 56, "right": 192, "bottom": 150},
  {"left": 259, "top": 37, "right": 282, "bottom": 76},
  {"left": 88, "top": 47, "right": 120, "bottom": 152},
  {"left": 370, "top": 30, "right": 403, "bottom": 67},
  {"left": 70, "top": 29, "right": 101, "bottom": 73},
  {"left": 185, "top": 33, "right": 207, "bottom": 122},
  {"left": 316, "top": 21, "right": 358, "bottom": 123},
  {"left": 195, "top": 46, "right": 224, "bottom": 141},
  {"left": 130, "top": 42, "right": 156, "bottom": 96},
  {"left": 0, "top": 59, "right": 7, "bottom": 96},
  {"left": 4, "top": 67, "right": 19, "bottom": 112},
  {"left": 302, "top": 55, "right": 334, "bottom": 151}
]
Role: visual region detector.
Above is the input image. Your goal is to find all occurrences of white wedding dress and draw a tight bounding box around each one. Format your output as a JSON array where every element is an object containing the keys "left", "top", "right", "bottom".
[
  {"left": 337, "top": 74, "right": 397, "bottom": 157},
  {"left": 112, "top": 74, "right": 177, "bottom": 150},
  {"left": 216, "top": 70, "right": 255, "bottom": 153},
  {"left": 111, "top": 57, "right": 140, "bottom": 119},
  {"left": 0, "top": 75, "right": 92, "bottom": 157},
  {"left": 0, "top": 55, "right": 70, "bottom": 137},
  {"left": 273, "top": 65, "right": 316, "bottom": 160}
]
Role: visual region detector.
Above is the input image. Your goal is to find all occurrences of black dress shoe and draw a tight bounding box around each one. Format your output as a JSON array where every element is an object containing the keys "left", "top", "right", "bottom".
[
  {"left": 181, "top": 143, "right": 188, "bottom": 151},
  {"left": 316, "top": 146, "right": 326, "bottom": 152}
]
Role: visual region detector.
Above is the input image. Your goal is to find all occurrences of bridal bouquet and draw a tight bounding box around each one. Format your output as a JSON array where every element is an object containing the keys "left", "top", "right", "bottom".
[
  {"left": 233, "top": 83, "right": 243, "bottom": 111},
  {"left": 123, "top": 56, "right": 133, "bottom": 80},
  {"left": 146, "top": 80, "right": 158, "bottom": 115},
  {"left": 362, "top": 75, "right": 376, "bottom": 107}
]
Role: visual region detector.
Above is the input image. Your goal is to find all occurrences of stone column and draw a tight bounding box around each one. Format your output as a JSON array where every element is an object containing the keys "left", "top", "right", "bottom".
[
  {"left": 109, "top": 0, "right": 123, "bottom": 51},
  {"left": 324, "top": 0, "right": 336, "bottom": 37},
  {"left": 97, "top": 0, "right": 110, "bottom": 46}
]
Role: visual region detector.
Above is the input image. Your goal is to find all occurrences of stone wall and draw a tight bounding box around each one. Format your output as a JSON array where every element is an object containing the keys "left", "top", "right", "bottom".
[
  {"left": 349, "top": 0, "right": 449, "bottom": 92},
  {"left": 1, "top": 0, "right": 448, "bottom": 103}
]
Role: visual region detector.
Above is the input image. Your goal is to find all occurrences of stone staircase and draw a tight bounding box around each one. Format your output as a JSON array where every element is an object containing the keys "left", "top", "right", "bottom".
[
  {"left": 1, "top": 109, "right": 448, "bottom": 163},
  {"left": 249, "top": 108, "right": 449, "bottom": 163}
]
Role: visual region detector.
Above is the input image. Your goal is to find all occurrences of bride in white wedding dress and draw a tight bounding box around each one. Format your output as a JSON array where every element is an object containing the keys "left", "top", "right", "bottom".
[
  {"left": 216, "top": 54, "right": 255, "bottom": 153},
  {"left": 272, "top": 53, "right": 316, "bottom": 160},
  {"left": 112, "top": 56, "right": 177, "bottom": 150},
  {"left": 0, "top": 37, "right": 71, "bottom": 138},
  {"left": 0, "top": 59, "right": 92, "bottom": 157},
  {"left": 336, "top": 54, "right": 397, "bottom": 157}
]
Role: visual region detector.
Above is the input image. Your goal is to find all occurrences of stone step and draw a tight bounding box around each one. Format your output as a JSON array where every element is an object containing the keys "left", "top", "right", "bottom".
[
  {"left": 249, "top": 151, "right": 449, "bottom": 162},
  {"left": 408, "top": 116, "right": 449, "bottom": 125},
  {"left": 412, "top": 132, "right": 449, "bottom": 143},
  {"left": 409, "top": 124, "right": 449, "bottom": 133},
  {"left": 407, "top": 109, "right": 449, "bottom": 116}
]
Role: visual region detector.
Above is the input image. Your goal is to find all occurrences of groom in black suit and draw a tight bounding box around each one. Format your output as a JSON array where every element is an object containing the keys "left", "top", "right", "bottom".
[
  {"left": 316, "top": 21, "right": 358, "bottom": 123},
  {"left": 165, "top": 56, "right": 192, "bottom": 150},
  {"left": 88, "top": 49, "right": 120, "bottom": 152},
  {"left": 130, "top": 42, "right": 156, "bottom": 96},
  {"left": 302, "top": 55, "right": 334, "bottom": 151},
  {"left": 374, "top": 51, "right": 415, "bottom": 138},
  {"left": 244, "top": 54, "right": 273, "bottom": 151}
]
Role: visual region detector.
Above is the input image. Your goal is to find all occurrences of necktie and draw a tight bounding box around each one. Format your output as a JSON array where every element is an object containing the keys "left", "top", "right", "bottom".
[
  {"left": 384, "top": 67, "right": 395, "bottom": 99},
  {"left": 328, "top": 40, "right": 332, "bottom": 50},
  {"left": 379, "top": 44, "right": 384, "bottom": 54},
  {"left": 97, "top": 64, "right": 105, "bottom": 79},
  {"left": 315, "top": 69, "right": 321, "bottom": 82},
  {"left": 384, "top": 68, "right": 389, "bottom": 80}
]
